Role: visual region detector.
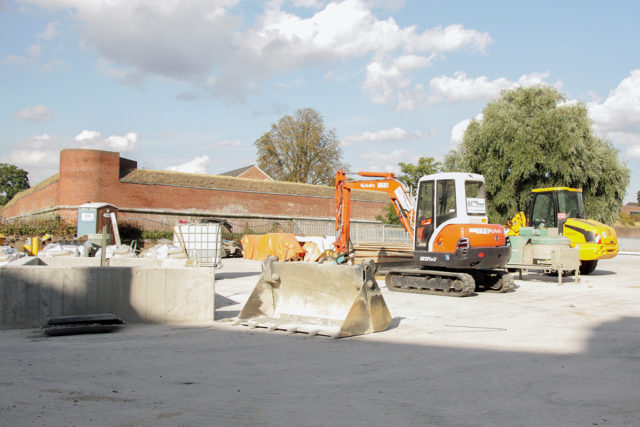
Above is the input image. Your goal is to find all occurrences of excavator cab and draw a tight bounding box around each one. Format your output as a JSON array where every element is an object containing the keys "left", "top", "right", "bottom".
[
  {"left": 415, "top": 175, "right": 488, "bottom": 251},
  {"left": 412, "top": 173, "right": 509, "bottom": 266}
]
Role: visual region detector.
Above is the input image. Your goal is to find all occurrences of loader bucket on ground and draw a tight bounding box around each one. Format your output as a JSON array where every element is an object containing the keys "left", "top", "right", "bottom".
[{"left": 235, "top": 257, "right": 392, "bottom": 338}]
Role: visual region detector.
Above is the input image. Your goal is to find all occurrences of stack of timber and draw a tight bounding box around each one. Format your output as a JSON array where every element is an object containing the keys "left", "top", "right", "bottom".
[{"left": 352, "top": 242, "right": 413, "bottom": 264}]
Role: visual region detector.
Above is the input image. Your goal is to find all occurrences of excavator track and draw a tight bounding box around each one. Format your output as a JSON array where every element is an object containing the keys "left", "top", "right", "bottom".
[
  {"left": 473, "top": 270, "right": 515, "bottom": 293},
  {"left": 385, "top": 269, "right": 476, "bottom": 297}
]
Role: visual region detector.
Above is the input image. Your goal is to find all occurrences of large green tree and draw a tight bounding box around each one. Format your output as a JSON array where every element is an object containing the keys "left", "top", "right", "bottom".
[
  {"left": 453, "top": 86, "right": 629, "bottom": 224},
  {"left": 0, "top": 163, "right": 30, "bottom": 206},
  {"left": 255, "top": 108, "right": 347, "bottom": 185},
  {"left": 397, "top": 156, "right": 442, "bottom": 192}
]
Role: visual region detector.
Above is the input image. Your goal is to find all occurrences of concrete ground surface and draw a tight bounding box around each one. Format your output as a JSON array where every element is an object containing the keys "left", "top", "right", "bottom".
[{"left": 1, "top": 255, "right": 639, "bottom": 426}]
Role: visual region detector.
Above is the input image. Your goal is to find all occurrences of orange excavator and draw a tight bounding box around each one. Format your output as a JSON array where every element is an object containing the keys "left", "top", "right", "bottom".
[{"left": 335, "top": 170, "right": 513, "bottom": 296}]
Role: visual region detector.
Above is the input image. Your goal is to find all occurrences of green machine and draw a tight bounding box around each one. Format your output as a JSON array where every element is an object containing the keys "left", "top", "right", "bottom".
[{"left": 506, "top": 227, "right": 580, "bottom": 283}]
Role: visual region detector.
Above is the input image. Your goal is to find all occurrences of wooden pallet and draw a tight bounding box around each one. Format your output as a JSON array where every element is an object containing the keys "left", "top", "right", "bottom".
[{"left": 352, "top": 242, "right": 413, "bottom": 264}]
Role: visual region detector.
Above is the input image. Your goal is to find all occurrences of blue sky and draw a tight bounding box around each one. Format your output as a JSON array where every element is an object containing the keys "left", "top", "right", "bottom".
[{"left": 1, "top": 0, "right": 639, "bottom": 203}]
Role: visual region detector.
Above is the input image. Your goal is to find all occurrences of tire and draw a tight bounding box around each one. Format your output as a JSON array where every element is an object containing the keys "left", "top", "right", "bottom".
[{"left": 579, "top": 260, "right": 598, "bottom": 275}]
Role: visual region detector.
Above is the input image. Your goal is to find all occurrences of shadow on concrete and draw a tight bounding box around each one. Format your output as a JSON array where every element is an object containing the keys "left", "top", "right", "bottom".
[
  {"left": 586, "top": 269, "right": 617, "bottom": 276},
  {"left": 215, "top": 310, "right": 240, "bottom": 321},
  {"left": 1, "top": 258, "right": 216, "bottom": 329},
  {"left": 214, "top": 294, "right": 238, "bottom": 309},
  {"left": 216, "top": 271, "right": 260, "bottom": 280},
  {"left": 0, "top": 263, "right": 136, "bottom": 329},
  {"left": 517, "top": 271, "right": 581, "bottom": 284},
  {"left": 387, "top": 316, "right": 405, "bottom": 330},
  {"left": 1, "top": 316, "right": 638, "bottom": 426}
]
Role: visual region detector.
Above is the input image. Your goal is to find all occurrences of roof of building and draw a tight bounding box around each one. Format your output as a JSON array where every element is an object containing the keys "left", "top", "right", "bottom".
[
  {"left": 219, "top": 165, "right": 254, "bottom": 177},
  {"left": 2, "top": 174, "right": 60, "bottom": 210},
  {"left": 120, "top": 169, "right": 387, "bottom": 201},
  {"left": 219, "top": 165, "right": 273, "bottom": 180}
]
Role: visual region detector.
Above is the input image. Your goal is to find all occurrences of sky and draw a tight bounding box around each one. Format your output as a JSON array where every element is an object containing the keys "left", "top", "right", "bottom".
[{"left": 1, "top": 0, "right": 639, "bottom": 203}]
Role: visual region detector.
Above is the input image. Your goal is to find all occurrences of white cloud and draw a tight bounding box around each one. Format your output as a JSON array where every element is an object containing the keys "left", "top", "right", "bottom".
[
  {"left": 429, "top": 71, "right": 555, "bottom": 103},
  {"left": 213, "top": 139, "right": 242, "bottom": 148},
  {"left": 37, "top": 22, "right": 58, "bottom": 41},
  {"left": 10, "top": 149, "right": 52, "bottom": 167},
  {"left": 363, "top": 55, "right": 431, "bottom": 110},
  {"left": 409, "top": 24, "right": 492, "bottom": 53},
  {"left": 3, "top": 134, "right": 62, "bottom": 183},
  {"left": 75, "top": 130, "right": 102, "bottom": 142},
  {"left": 27, "top": 44, "right": 42, "bottom": 58},
  {"left": 2, "top": 54, "right": 30, "bottom": 65},
  {"left": 588, "top": 70, "right": 640, "bottom": 159},
  {"left": 23, "top": 0, "right": 492, "bottom": 105},
  {"left": 291, "top": 0, "right": 324, "bottom": 8},
  {"left": 450, "top": 119, "right": 471, "bottom": 145},
  {"left": 166, "top": 155, "right": 210, "bottom": 174},
  {"left": 342, "top": 127, "right": 425, "bottom": 146},
  {"left": 627, "top": 144, "right": 640, "bottom": 160},
  {"left": 589, "top": 70, "right": 640, "bottom": 134},
  {"left": 2, "top": 21, "right": 65, "bottom": 69},
  {"left": 105, "top": 133, "right": 138, "bottom": 152},
  {"left": 3, "top": 129, "right": 139, "bottom": 185},
  {"left": 75, "top": 130, "right": 137, "bottom": 152},
  {"left": 15, "top": 105, "right": 55, "bottom": 122},
  {"left": 360, "top": 149, "right": 413, "bottom": 173},
  {"left": 450, "top": 113, "right": 483, "bottom": 145},
  {"left": 97, "top": 59, "right": 146, "bottom": 87}
]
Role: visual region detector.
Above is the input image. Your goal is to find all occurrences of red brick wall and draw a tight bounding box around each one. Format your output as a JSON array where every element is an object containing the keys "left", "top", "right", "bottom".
[
  {"left": 1, "top": 149, "right": 388, "bottom": 225},
  {"left": 58, "top": 149, "right": 122, "bottom": 205},
  {"left": 0, "top": 179, "right": 59, "bottom": 219}
]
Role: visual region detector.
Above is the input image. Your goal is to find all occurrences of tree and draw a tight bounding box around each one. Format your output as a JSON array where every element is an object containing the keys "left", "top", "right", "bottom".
[
  {"left": 397, "top": 156, "right": 442, "bottom": 192},
  {"left": 255, "top": 108, "right": 348, "bottom": 185},
  {"left": 442, "top": 149, "right": 467, "bottom": 172},
  {"left": 637, "top": 190, "right": 639, "bottom": 204},
  {"left": 455, "top": 86, "right": 629, "bottom": 224},
  {"left": 0, "top": 163, "right": 30, "bottom": 206}
]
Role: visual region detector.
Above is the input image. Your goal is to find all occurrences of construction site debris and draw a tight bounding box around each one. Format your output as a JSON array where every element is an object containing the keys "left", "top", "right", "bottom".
[
  {"left": 222, "top": 239, "right": 243, "bottom": 257},
  {"left": 352, "top": 242, "right": 414, "bottom": 264},
  {"left": 0, "top": 246, "right": 25, "bottom": 265},
  {"left": 241, "top": 233, "right": 305, "bottom": 261},
  {"left": 139, "top": 243, "right": 188, "bottom": 259},
  {"left": 95, "top": 244, "right": 137, "bottom": 259},
  {"left": 38, "top": 242, "right": 90, "bottom": 257},
  {"left": 43, "top": 313, "right": 125, "bottom": 336},
  {"left": 302, "top": 241, "right": 322, "bottom": 262}
]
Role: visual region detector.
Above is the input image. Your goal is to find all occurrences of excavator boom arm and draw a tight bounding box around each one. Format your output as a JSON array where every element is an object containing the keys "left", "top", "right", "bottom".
[{"left": 335, "top": 170, "right": 414, "bottom": 253}]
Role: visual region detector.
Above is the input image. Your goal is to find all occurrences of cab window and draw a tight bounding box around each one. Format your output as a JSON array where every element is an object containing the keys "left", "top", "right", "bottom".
[
  {"left": 436, "top": 180, "right": 457, "bottom": 227},
  {"left": 557, "top": 191, "right": 585, "bottom": 219},
  {"left": 465, "top": 181, "right": 486, "bottom": 215},
  {"left": 531, "top": 193, "right": 556, "bottom": 228},
  {"left": 415, "top": 180, "right": 434, "bottom": 249}
]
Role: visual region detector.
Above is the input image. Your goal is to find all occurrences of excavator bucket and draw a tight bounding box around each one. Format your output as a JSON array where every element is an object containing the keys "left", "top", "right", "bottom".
[{"left": 235, "top": 256, "right": 392, "bottom": 338}]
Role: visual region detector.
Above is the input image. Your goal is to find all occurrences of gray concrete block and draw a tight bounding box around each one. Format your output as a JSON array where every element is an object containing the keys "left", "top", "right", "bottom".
[{"left": 0, "top": 260, "right": 215, "bottom": 329}]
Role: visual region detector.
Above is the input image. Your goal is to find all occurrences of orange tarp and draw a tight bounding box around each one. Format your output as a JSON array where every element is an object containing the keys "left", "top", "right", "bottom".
[{"left": 241, "top": 233, "right": 306, "bottom": 261}]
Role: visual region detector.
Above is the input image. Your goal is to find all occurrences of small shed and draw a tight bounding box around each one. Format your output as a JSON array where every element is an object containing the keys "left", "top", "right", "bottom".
[{"left": 77, "top": 203, "right": 118, "bottom": 238}]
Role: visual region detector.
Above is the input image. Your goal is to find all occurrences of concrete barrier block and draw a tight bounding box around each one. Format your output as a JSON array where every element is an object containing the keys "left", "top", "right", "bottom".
[{"left": 0, "top": 261, "right": 215, "bottom": 329}]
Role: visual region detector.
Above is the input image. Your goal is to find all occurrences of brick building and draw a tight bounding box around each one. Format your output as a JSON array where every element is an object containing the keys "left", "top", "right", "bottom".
[
  {"left": 219, "top": 165, "right": 273, "bottom": 181},
  {"left": 0, "top": 149, "right": 389, "bottom": 233}
]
